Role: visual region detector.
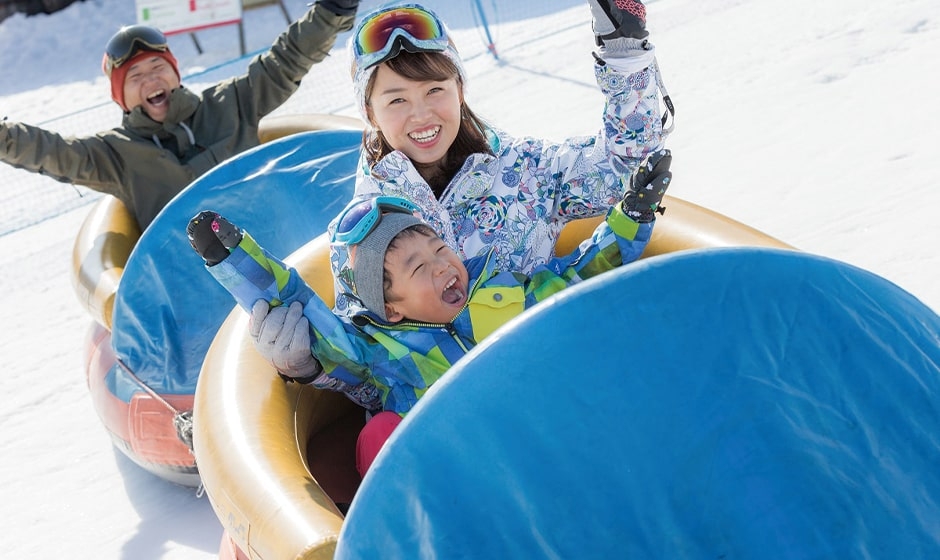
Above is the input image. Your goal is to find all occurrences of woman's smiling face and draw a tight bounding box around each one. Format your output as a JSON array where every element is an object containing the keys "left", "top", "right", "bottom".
[{"left": 367, "top": 63, "right": 462, "bottom": 167}]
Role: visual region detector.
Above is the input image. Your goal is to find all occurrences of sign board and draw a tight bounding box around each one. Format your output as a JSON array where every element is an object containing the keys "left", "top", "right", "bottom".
[{"left": 135, "top": 0, "right": 243, "bottom": 35}]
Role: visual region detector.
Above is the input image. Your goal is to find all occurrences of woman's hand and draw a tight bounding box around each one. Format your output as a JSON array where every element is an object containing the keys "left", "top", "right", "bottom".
[{"left": 587, "top": 0, "right": 648, "bottom": 45}]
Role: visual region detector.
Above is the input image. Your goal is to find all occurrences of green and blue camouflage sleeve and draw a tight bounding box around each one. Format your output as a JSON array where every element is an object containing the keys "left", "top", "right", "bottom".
[
  {"left": 524, "top": 205, "right": 653, "bottom": 304},
  {"left": 204, "top": 232, "right": 377, "bottom": 386}
]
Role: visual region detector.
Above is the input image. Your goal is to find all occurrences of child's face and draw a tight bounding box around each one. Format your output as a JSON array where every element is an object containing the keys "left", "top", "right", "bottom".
[
  {"left": 367, "top": 63, "right": 462, "bottom": 167},
  {"left": 122, "top": 55, "right": 180, "bottom": 122},
  {"left": 383, "top": 232, "right": 469, "bottom": 324}
]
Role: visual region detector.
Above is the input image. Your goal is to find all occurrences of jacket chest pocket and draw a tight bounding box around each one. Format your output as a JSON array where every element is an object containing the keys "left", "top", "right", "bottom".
[{"left": 468, "top": 287, "right": 525, "bottom": 341}]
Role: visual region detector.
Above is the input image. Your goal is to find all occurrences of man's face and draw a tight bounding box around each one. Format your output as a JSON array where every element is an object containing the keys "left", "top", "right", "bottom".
[{"left": 121, "top": 55, "right": 180, "bottom": 121}]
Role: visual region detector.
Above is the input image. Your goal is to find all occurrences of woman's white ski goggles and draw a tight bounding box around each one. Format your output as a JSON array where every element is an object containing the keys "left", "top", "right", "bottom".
[{"left": 353, "top": 4, "right": 450, "bottom": 71}]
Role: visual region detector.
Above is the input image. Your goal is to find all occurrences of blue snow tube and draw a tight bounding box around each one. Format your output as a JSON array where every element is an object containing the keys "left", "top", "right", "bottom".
[
  {"left": 109, "top": 129, "right": 360, "bottom": 398},
  {"left": 337, "top": 247, "right": 940, "bottom": 558}
]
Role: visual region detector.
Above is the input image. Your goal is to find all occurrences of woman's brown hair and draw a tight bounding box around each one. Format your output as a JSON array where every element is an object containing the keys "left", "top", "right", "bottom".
[{"left": 363, "top": 50, "right": 492, "bottom": 196}]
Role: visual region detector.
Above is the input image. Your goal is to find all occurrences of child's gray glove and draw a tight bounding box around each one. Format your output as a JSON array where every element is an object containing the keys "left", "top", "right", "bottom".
[
  {"left": 587, "top": 0, "right": 649, "bottom": 56},
  {"left": 249, "top": 300, "right": 323, "bottom": 381}
]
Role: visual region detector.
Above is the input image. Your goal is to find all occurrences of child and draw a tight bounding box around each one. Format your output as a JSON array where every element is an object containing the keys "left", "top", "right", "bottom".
[
  {"left": 249, "top": 0, "right": 676, "bottom": 381},
  {"left": 189, "top": 149, "right": 672, "bottom": 475},
  {"left": 0, "top": 0, "right": 358, "bottom": 231}
]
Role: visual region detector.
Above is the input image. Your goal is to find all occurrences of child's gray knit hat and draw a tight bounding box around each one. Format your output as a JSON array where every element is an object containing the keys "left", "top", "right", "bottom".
[{"left": 352, "top": 212, "right": 423, "bottom": 320}]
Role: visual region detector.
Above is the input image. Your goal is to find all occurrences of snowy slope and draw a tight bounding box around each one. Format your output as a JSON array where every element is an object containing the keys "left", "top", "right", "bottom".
[{"left": 0, "top": 0, "right": 937, "bottom": 558}]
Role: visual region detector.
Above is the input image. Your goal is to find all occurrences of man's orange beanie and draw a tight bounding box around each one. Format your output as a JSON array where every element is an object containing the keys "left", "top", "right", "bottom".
[{"left": 103, "top": 49, "right": 180, "bottom": 112}]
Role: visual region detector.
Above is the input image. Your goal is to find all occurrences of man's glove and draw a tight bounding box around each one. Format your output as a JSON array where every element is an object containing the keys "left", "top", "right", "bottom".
[
  {"left": 187, "top": 210, "right": 242, "bottom": 266},
  {"left": 249, "top": 300, "right": 323, "bottom": 381},
  {"left": 316, "top": 0, "right": 359, "bottom": 16},
  {"left": 587, "top": 0, "right": 649, "bottom": 48},
  {"left": 622, "top": 148, "right": 672, "bottom": 223}
]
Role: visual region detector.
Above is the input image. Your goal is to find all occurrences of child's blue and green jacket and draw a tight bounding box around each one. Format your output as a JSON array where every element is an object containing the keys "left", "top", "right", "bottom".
[{"left": 205, "top": 205, "right": 651, "bottom": 416}]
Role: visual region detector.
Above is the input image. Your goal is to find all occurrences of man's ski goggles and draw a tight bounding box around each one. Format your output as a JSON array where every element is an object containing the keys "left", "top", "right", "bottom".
[
  {"left": 103, "top": 25, "right": 170, "bottom": 76},
  {"left": 353, "top": 5, "right": 450, "bottom": 71},
  {"left": 332, "top": 195, "right": 421, "bottom": 246}
]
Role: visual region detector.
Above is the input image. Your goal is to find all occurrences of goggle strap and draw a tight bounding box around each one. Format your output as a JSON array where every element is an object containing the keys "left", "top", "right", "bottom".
[{"left": 374, "top": 35, "right": 446, "bottom": 67}]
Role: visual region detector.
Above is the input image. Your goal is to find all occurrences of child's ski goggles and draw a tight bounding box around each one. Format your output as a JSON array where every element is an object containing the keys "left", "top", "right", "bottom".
[
  {"left": 353, "top": 4, "right": 450, "bottom": 71},
  {"left": 332, "top": 195, "right": 421, "bottom": 246},
  {"left": 103, "top": 25, "right": 170, "bottom": 76}
]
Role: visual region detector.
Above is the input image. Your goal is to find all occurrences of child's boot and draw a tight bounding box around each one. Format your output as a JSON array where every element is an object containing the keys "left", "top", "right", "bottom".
[
  {"left": 622, "top": 148, "right": 672, "bottom": 223},
  {"left": 187, "top": 210, "right": 243, "bottom": 266}
]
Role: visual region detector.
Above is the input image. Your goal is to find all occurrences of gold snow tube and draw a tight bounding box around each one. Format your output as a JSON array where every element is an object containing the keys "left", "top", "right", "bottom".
[{"left": 193, "top": 195, "right": 795, "bottom": 559}]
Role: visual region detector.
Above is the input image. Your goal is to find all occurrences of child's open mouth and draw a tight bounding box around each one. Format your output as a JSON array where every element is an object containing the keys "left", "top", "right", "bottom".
[{"left": 442, "top": 277, "right": 464, "bottom": 305}]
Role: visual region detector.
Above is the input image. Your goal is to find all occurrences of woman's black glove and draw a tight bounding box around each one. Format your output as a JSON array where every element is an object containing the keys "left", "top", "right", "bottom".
[
  {"left": 622, "top": 149, "right": 672, "bottom": 223},
  {"left": 316, "top": 0, "right": 359, "bottom": 16},
  {"left": 587, "top": 0, "right": 648, "bottom": 46}
]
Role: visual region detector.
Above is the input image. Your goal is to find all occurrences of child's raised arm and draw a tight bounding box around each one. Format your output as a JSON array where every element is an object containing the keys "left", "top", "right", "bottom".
[
  {"left": 521, "top": 148, "right": 672, "bottom": 301},
  {"left": 186, "top": 211, "right": 379, "bottom": 390}
]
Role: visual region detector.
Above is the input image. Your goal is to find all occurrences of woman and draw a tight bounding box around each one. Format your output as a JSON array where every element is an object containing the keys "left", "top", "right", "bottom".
[{"left": 249, "top": 0, "right": 673, "bottom": 409}]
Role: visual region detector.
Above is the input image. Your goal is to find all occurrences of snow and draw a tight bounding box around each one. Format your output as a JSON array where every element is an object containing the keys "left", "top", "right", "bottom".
[{"left": 1, "top": 0, "right": 937, "bottom": 558}]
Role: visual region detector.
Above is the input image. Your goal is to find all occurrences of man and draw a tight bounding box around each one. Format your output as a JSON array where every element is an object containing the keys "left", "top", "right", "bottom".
[{"left": 0, "top": 0, "right": 358, "bottom": 230}]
